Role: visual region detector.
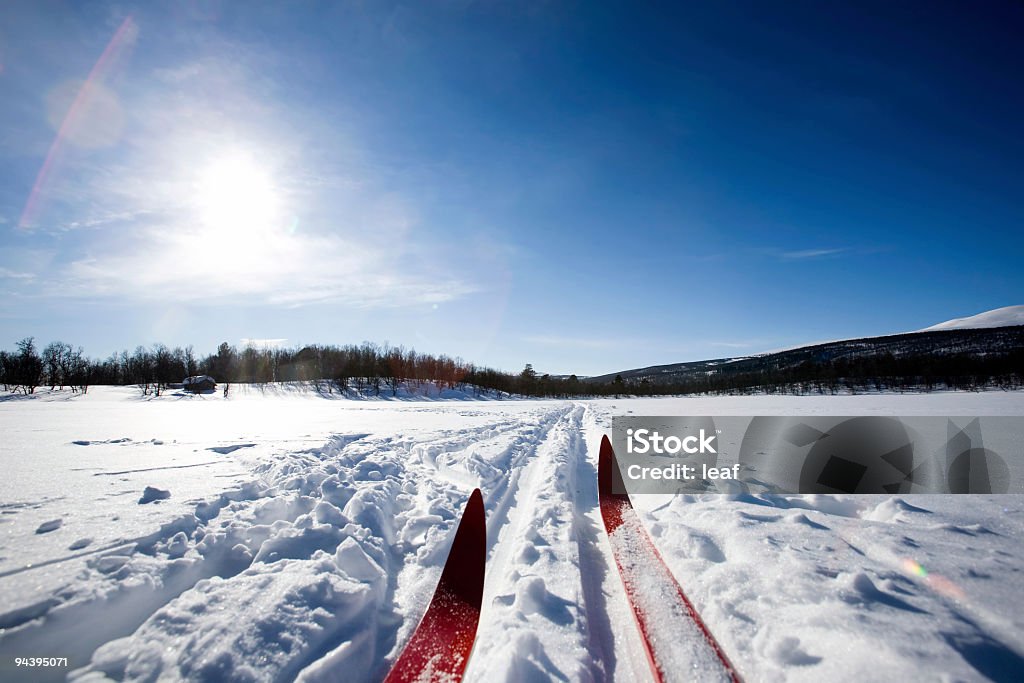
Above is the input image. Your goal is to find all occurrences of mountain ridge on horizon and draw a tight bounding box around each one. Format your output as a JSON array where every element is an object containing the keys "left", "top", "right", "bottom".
[{"left": 588, "top": 305, "right": 1024, "bottom": 384}]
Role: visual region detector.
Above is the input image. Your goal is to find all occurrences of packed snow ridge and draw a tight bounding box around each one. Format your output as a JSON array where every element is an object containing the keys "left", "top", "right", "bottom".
[{"left": 0, "top": 386, "right": 1022, "bottom": 682}]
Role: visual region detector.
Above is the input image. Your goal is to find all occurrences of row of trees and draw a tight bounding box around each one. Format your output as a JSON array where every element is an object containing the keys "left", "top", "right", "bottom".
[
  {"left": 0, "top": 339, "right": 548, "bottom": 398},
  {"left": 610, "top": 349, "right": 1024, "bottom": 396},
  {"left": 0, "top": 338, "right": 92, "bottom": 395},
  {"left": 0, "top": 337, "right": 636, "bottom": 398},
  {"left": 2, "top": 337, "right": 1021, "bottom": 399}
]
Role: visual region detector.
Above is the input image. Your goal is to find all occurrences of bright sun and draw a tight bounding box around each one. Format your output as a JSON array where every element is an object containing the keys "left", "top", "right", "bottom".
[{"left": 194, "top": 152, "right": 282, "bottom": 243}]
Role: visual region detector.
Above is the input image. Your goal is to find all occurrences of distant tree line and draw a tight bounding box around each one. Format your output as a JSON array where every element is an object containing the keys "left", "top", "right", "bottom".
[
  {"left": 1, "top": 336, "right": 1021, "bottom": 399},
  {"left": 0, "top": 339, "right": 598, "bottom": 398},
  {"left": 617, "top": 349, "right": 1024, "bottom": 396}
]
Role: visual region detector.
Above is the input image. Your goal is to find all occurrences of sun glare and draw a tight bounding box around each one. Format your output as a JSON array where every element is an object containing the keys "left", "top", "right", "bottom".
[{"left": 195, "top": 152, "right": 282, "bottom": 241}]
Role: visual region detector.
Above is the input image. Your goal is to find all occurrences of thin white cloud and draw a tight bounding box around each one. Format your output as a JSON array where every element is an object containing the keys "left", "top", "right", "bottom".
[
  {"left": 779, "top": 248, "right": 847, "bottom": 260},
  {"left": 522, "top": 335, "right": 625, "bottom": 350},
  {"left": 240, "top": 338, "right": 288, "bottom": 348},
  {"left": 151, "top": 62, "right": 205, "bottom": 84},
  {"left": 0, "top": 267, "right": 36, "bottom": 280},
  {"left": 707, "top": 340, "right": 757, "bottom": 349},
  {"left": 60, "top": 209, "right": 152, "bottom": 232},
  {"left": 52, "top": 224, "right": 474, "bottom": 307}
]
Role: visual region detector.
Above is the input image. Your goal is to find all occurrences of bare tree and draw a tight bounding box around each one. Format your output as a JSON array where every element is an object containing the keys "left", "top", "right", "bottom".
[
  {"left": 14, "top": 337, "right": 44, "bottom": 395},
  {"left": 130, "top": 346, "right": 154, "bottom": 395},
  {"left": 67, "top": 346, "right": 90, "bottom": 394},
  {"left": 42, "top": 342, "right": 64, "bottom": 390},
  {"left": 0, "top": 350, "right": 9, "bottom": 391},
  {"left": 184, "top": 345, "right": 197, "bottom": 378}
]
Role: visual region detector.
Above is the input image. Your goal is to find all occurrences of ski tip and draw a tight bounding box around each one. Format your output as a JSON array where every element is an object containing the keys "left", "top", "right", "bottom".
[
  {"left": 598, "top": 435, "right": 615, "bottom": 497},
  {"left": 464, "top": 489, "right": 484, "bottom": 539},
  {"left": 438, "top": 488, "right": 486, "bottom": 607},
  {"left": 468, "top": 487, "right": 483, "bottom": 512}
]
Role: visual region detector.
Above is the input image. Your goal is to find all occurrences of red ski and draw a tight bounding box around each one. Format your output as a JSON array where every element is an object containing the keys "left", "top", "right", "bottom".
[
  {"left": 599, "top": 436, "right": 742, "bottom": 683},
  {"left": 384, "top": 488, "right": 486, "bottom": 683}
]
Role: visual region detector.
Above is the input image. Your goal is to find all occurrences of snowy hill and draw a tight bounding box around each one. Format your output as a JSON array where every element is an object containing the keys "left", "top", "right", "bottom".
[
  {"left": 590, "top": 311, "right": 1024, "bottom": 390},
  {"left": 919, "top": 305, "right": 1024, "bottom": 331}
]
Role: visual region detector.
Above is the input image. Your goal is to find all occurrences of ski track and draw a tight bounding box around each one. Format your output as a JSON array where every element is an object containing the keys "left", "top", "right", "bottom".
[
  {"left": 464, "top": 404, "right": 597, "bottom": 682},
  {"left": 2, "top": 390, "right": 1023, "bottom": 682}
]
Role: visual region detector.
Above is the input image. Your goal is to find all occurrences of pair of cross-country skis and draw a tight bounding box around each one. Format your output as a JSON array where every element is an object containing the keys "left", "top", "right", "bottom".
[{"left": 384, "top": 436, "right": 743, "bottom": 683}]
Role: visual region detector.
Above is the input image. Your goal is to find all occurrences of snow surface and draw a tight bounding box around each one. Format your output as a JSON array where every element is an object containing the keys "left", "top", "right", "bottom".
[
  {"left": 1, "top": 385, "right": 1023, "bottom": 682},
  {"left": 919, "top": 305, "right": 1024, "bottom": 331}
]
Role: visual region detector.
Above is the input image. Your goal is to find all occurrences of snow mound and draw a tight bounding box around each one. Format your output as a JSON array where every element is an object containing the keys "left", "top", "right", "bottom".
[
  {"left": 138, "top": 486, "right": 171, "bottom": 504},
  {"left": 920, "top": 305, "right": 1024, "bottom": 331},
  {"left": 35, "top": 519, "right": 63, "bottom": 534}
]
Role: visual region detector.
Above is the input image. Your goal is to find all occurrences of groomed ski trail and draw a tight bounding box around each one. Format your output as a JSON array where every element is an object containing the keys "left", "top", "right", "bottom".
[{"left": 465, "top": 404, "right": 602, "bottom": 681}]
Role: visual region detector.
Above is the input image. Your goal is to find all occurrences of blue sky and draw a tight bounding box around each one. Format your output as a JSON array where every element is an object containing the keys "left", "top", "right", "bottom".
[{"left": 1, "top": 1, "right": 1022, "bottom": 376}]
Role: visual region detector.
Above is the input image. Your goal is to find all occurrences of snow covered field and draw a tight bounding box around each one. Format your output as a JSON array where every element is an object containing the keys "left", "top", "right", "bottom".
[{"left": 1, "top": 386, "right": 1022, "bottom": 682}]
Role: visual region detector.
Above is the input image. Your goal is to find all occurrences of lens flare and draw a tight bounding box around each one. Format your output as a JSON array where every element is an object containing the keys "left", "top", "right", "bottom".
[
  {"left": 18, "top": 16, "right": 138, "bottom": 229},
  {"left": 900, "top": 557, "right": 966, "bottom": 601},
  {"left": 901, "top": 558, "right": 928, "bottom": 578}
]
